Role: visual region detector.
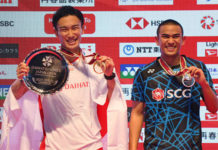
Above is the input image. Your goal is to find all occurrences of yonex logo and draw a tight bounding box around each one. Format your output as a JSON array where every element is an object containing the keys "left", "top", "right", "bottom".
[
  {"left": 120, "top": 64, "right": 144, "bottom": 79},
  {"left": 126, "top": 17, "right": 149, "bottom": 29},
  {"left": 201, "top": 16, "right": 215, "bottom": 30},
  {"left": 147, "top": 69, "right": 155, "bottom": 73},
  {"left": 123, "top": 45, "right": 134, "bottom": 56}
]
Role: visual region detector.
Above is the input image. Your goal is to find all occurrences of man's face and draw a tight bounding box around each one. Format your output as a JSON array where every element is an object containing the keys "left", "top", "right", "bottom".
[
  {"left": 155, "top": 24, "right": 185, "bottom": 58},
  {"left": 55, "top": 15, "right": 84, "bottom": 53}
]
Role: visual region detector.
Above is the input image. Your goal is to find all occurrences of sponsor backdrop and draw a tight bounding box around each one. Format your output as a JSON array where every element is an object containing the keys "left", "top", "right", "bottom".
[{"left": 0, "top": 0, "right": 218, "bottom": 149}]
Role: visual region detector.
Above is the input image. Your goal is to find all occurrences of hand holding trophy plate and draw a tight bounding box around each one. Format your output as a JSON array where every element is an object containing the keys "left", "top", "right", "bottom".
[{"left": 23, "top": 48, "right": 69, "bottom": 94}]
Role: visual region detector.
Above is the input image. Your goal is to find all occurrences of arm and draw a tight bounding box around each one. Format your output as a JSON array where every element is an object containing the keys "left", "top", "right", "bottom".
[
  {"left": 98, "top": 55, "right": 116, "bottom": 101},
  {"left": 189, "top": 66, "right": 218, "bottom": 113},
  {"left": 129, "top": 101, "right": 145, "bottom": 150},
  {"left": 199, "top": 81, "right": 218, "bottom": 113},
  {"left": 11, "top": 62, "right": 29, "bottom": 99}
]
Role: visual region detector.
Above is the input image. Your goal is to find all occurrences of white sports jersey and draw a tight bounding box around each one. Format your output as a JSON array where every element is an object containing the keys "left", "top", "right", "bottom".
[
  {"left": 42, "top": 59, "right": 102, "bottom": 150},
  {"left": 0, "top": 50, "right": 128, "bottom": 150}
]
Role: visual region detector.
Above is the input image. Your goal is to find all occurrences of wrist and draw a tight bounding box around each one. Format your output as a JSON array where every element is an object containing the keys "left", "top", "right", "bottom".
[{"left": 104, "top": 72, "right": 115, "bottom": 80}]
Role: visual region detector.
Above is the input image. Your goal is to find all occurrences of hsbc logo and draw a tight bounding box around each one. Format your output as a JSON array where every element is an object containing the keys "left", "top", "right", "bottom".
[
  {"left": 126, "top": 17, "right": 149, "bottom": 30},
  {"left": 44, "top": 14, "right": 95, "bottom": 34}
]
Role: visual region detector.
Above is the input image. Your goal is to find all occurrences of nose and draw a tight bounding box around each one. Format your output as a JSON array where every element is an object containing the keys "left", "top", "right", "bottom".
[
  {"left": 167, "top": 37, "right": 175, "bottom": 46},
  {"left": 67, "top": 29, "right": 75, "bottom": 38}
]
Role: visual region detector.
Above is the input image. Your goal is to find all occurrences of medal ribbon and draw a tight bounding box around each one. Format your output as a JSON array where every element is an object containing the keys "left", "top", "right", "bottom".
[
  {"left": 158, "top": 56, "right": 188, "bottom": 76},
  {"left": 60, "top": 48, "right": 99, "bottom": 65}
]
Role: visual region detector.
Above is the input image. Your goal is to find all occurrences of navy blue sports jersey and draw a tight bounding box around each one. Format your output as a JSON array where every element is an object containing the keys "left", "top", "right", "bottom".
[{"left": 131, "top": 56, "right": 216, "bottom": 150}]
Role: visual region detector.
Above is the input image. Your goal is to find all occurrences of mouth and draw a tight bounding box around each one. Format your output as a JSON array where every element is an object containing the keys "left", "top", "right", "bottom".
[
  {"left": 67, "top": 38, "right": 77, "bottom": 45},
  {"left": 166, "top": 46, "right": 176, "bottom": 52}
]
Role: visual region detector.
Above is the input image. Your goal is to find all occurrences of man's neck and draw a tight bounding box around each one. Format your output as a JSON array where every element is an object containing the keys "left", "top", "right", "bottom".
[
  {"left": 61, "top": 47, "right": 81, "bottom": 63},
  {"left": 161, "top": 55, "right": 181, "bottom": 67}
]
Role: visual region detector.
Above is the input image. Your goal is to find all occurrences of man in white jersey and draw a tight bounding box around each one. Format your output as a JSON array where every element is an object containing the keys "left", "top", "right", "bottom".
[{"left": 0, "top": 6, "right": 128, "bottom": 150}]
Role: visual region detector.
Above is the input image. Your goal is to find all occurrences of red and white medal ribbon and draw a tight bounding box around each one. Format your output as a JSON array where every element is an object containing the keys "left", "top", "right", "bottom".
[
  {"left": 158, "top": 56, "right": 195, "bottom": 87},
  {"left": 158, "top": 56, "right": 187, "bottom": 77},
  {"left": 60, "top": 48, "right": 105, "bottom": 74}
]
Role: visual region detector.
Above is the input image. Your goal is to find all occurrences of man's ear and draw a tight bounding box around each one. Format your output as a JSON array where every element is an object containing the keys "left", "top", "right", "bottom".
[
  {"left": 53, "top": 28, "right": 58, "bottom": 37},
  {"left": 182, "top": 36, "right": 186, "bottom": 46},
  {"left": 155, "top": 36, "right": 160, "bottom": 46},
  {"left": 81, "top": 25, "right": 85, "bottom": 34}
]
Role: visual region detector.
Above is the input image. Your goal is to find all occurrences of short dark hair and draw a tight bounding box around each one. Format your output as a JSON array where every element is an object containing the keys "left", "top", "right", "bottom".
[
  {"left": 156, "top": 19, "right": 184, "bottom": 37},
  {"left": 52, "top": 6, "right": 84, "bottom": 31}
]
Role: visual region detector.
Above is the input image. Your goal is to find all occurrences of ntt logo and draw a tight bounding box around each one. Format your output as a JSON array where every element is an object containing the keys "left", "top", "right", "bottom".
[{"left": 123, "top": 45, "right": 134, "bottom": 55}]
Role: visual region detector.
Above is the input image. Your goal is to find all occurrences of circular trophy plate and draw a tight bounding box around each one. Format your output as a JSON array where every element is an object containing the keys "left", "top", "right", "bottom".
[{"left": 23, "top": 48, "right": 69, "bottom": 94}]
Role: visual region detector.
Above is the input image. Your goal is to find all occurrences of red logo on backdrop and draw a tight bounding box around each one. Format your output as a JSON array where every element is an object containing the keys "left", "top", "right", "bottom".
[
  {"left": 205, "top": 49, "right": 217, "bottom": 57},
  {"left": 205, "top": 113, "right": 218, "bottom": 120},
  {"left": 0, "top": 71, "right": 6, "bottom": 76},
  {"left": 44, "top": 14, "right": 95, "bottom": 34},
  {"left": 126, "top": 17, "right": 149, "bottom": 29},
  {"left": 201, "top": 16, "right": 215, "bottom": 30},
  {"left": 152, "top": 88, "right": 164, "bottom": 101},
  {"left": 0, "top": 0, "right": 12, "bottom": 3}
]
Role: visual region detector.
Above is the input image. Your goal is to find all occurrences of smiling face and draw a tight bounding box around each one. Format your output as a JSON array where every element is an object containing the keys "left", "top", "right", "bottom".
[
  {"left": 155, "top": 24, "right": 185, "bottom": 60},
  {"left": 55, "top": 15, "right": 84, "bottom": 54}
]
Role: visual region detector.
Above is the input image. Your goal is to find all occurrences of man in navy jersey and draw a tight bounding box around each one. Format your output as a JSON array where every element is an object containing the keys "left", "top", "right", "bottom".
[{"left": 129, "top": 19, "right": 218, "bottom": 150}]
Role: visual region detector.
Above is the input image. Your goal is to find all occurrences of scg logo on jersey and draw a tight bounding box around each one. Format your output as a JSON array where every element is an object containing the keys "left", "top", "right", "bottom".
[
  {"left": 152, "top": 88, "right": 191, "bottom": 100},
  {"left": 167, "top": 89, "right": 191, "bottom": 99},
  {"left": 120, "top": 64, "right": 144, "bottom": 79},
  {"left": 44, "top": 14, "right": 95, "bottom": 34}
]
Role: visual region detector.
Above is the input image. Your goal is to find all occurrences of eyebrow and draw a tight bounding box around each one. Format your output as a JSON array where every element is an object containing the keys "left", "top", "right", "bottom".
[
  {"left": 58, "top": 24, "right": 80, "bottom": 29},
  {"left": 161, "top": 33, "right": 181, "bottom": 36}
]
